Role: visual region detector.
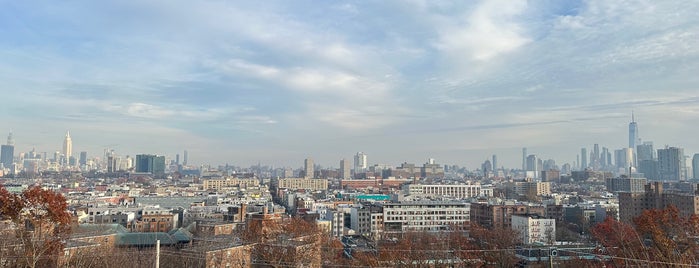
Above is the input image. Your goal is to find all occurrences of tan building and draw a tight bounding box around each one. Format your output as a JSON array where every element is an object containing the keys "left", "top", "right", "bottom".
[
  {"left": 203, "top": 177, "right": 260, "bottom": 190},
  {"left": 277, "top": 178, "right": 328, "bottom": 191},
  {"left": 511, "top": 180, "right": 551, "bottom": 197},
  {"left": 133, "top": 208, "right": 178, "bottom": 233},
  {"left": 163, "top": 242, "right": 254, "bottom": 268},
  {"left": 619, "top": 182, "right": 699, "bottom": 223},
  {"left": 470, "top": 202, "right": 546, "bottom": 229}
]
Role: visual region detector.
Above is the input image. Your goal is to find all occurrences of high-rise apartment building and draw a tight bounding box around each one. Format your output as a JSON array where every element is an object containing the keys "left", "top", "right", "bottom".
[
  {"left": 340, "top": 159, "right": 350, "bottom": 179},
  {"left": 657, "top": 147, "right": 685, "bottom": 181},
  {"left": 62, "top": 131, "right": 72, "bottom": 165},
  {"left": 304, "top": 158, "right": 314, "bottom": 178},
  {"left": 354, "top": 152, "right": 367, "bottom": 173}
]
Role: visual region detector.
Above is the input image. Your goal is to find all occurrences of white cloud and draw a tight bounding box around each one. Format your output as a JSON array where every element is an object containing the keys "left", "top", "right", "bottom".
[{"left": 435, "top": 0, "right": 531, "bottom": 61}]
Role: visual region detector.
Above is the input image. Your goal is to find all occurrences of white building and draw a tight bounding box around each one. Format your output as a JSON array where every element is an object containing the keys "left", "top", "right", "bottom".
[
  {"left": 403, "top": 183, "right": 492, "bottom": 199},
  {"left": 511, "top": 214, "right": 555, "bottom": 245},
  {"left": 383, "top": 201, "right": 470, "bottom": 234}
]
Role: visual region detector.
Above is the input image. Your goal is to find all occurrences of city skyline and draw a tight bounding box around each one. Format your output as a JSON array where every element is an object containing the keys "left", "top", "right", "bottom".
[{"left": 2, "top": 1, "right": 699, "bottom": 167}]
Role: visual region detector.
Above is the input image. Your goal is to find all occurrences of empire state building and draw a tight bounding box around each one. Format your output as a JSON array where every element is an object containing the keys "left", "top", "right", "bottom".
[{"left": 63, "top": 131, "right": 72, "bottom": 165}]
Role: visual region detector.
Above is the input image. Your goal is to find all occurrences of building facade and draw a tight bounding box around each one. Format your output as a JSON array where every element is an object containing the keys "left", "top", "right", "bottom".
[
  {"left": 383, "top": 201, "right": 470, "bottom": 234},
  {"left": 618, "top": 182, "right": 699, "bottom": 223},
  {"left": 512, "top": 214, "right": 556, "bottom": 245},
  {"left": 277, "top": 178, "right": 328, "bottom": 191}
]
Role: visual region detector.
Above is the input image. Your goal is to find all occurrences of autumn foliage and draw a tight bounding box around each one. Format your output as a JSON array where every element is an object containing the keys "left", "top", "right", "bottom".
[
  {"left": 0, "top": 186, "right": 72, "bottom": 268},
  {"left": 591, "top": 205, "right": 699, "bottom": 267}
]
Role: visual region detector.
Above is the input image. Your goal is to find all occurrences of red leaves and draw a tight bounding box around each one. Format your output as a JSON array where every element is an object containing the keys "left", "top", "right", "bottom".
[
  {"left": 0, "top": 185, "right": 71, "bottom": 226},
  {"left": 591, "top": 206, "right": 699, "bottom": 266}
]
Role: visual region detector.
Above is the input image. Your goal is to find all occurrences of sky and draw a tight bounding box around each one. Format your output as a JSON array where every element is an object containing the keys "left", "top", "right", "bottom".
[{"left": 1, "top": 0, "right": 699, "bottom": 169}]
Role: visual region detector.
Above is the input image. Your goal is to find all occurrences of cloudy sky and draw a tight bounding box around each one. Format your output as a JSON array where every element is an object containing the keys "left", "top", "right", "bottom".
[{"left": 1, "top": 0, "right": 698, "bottom": 169}]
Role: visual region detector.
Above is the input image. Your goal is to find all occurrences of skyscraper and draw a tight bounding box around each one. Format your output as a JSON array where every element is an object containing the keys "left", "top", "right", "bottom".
[
  {"left": 183, "top": 150, "right": 188, "bottom": 166},
  {"left": 304, "top": 158, "right": 314, "bottom": 178},
  {"left": 592, "top": 144, "right": 600, "bottom": 170},
  {"left": 637, "top": 142, "right": 654, "bottom": 162},
  {"left": 354, "top": 152, "right": 367, "bottom": 173},
  {"left": 135, "top": 154, "right": 166, "bottom": 174},
  {"left": 62, "top": 131, "right": 72, "bottom": 165},
  {"left": 340, "top": 159, "right": 350, "bottom": 179},
  {"left": 492, "top": 155, "right": 497, "bottom": 172},
  {"left": 629, "top": 113, "right": 640, "bottom": 150},
  {"left": 581, "top": 148, "right": 588, "bottom": 170},
  {"left": 693, "top": 154, "right": 699, "bottom": 180},
  {"left": 0, "top": 132, "right": 14, "bottom": 169},
  {"left": 522, "top": 148, "right": 527, "bottom": 170},
  {"left": 79, "top": 151, "right": 87, "bottom": 166},
  {"left": 526, "top": 154, "right": 538, "bottom": 178},
  {"left": 658, "top": 147, "right": 685, "bottom": 181}
]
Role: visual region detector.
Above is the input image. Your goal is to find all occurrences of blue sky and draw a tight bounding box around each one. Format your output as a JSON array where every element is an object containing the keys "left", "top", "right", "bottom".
[{"left": 1, "top": 0, "right": 698, "bottom": 168}]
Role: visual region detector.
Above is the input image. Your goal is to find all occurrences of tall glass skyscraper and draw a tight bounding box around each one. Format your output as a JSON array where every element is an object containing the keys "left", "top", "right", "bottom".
[
  {"left": 629, "top": 113, "right": 639, "bottom": 149},
  {"left": 0, "top": 132, "right": 14, "bottom": 169}
]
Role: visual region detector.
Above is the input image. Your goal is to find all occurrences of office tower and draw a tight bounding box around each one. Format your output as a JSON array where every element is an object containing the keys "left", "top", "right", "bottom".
[
  {"left": 0, "top": 132, "right": 14, "bottom": 169},
  {"left": 304, "top": 158, "right": 314, "bottom": 178},
  {"left": 176, "top": 154, "right": 180, "bottom": 165},
  {"left": 526, "top": 154, "right": 538, "bottom": 178},
  {"left": 79, "top": 151, "right": 87, "bottom": 166},
  {"left": 107, "top": 155, "right": 117, "bottom": 173},
  {"left": 340, "top": 159, "right": 350, "bottom": 179},
  {"left": 183, "top": 150, "right": 188, "bottom": 166},
  {"left": 62, "top": 131, "right": 72, "bottom": 165},
  {"left": 657, "top": 147, "right": 685, "bottom": 181},
  {"left": 522, "top": 148, "right": 527, "bottom": 170},
  {"left": 135, "top": 154, "right": 166, "bottom": 174},
  {"left": 576, "top": 155, "right": 579, "bottom": 170},
  {"left": 600, "top": 147, "right": 608, "bottom": 169},
  {"left": 629, "top": 113, "right": 640, "bottom": 150},
  {"left": 693, "top": 154, "right": 699, "bottom": 180},
  {"left": 354, "top": 152, "right": 367, "bottom": 172},
  {"left": 492, "top": 155, "right": 497, "bottom": 171},
  {"left": 592, "top": 144, "right": 600, "bottom": 169},
  {"left": 637, "top": 142, "right": 654, "bottom": 162},
  {"left": 581, "top": 148, "right": 588, "bottom": 170}
]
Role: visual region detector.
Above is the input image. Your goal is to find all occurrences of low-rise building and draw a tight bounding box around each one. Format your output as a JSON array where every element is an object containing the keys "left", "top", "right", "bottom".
[{"left": 512, "top": 214, "right": 555, "bottom": 245}]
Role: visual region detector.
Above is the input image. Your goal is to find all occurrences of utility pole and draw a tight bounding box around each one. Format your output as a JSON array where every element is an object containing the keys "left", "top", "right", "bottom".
[{"left": 155, "top": 240, "right": 160, "bottom": 268}]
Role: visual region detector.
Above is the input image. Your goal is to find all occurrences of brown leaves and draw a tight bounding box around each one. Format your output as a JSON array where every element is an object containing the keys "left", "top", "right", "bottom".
[
  {"left": 591, "top": 206, "right": 699, "bottom": 266},
  {"left": 0, "top": 185, "right": 72, "bottom": 267}
]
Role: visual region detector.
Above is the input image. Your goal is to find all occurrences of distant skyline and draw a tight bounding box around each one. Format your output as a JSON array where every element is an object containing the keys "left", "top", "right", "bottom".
[{"left": 1, "top": 1, "right": 698, "bottom": 168}]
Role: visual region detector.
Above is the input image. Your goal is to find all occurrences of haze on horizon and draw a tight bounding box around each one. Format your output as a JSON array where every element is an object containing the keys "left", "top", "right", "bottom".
[{"left": 1, "top": 1, "right": 698, "bottom": 168}]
